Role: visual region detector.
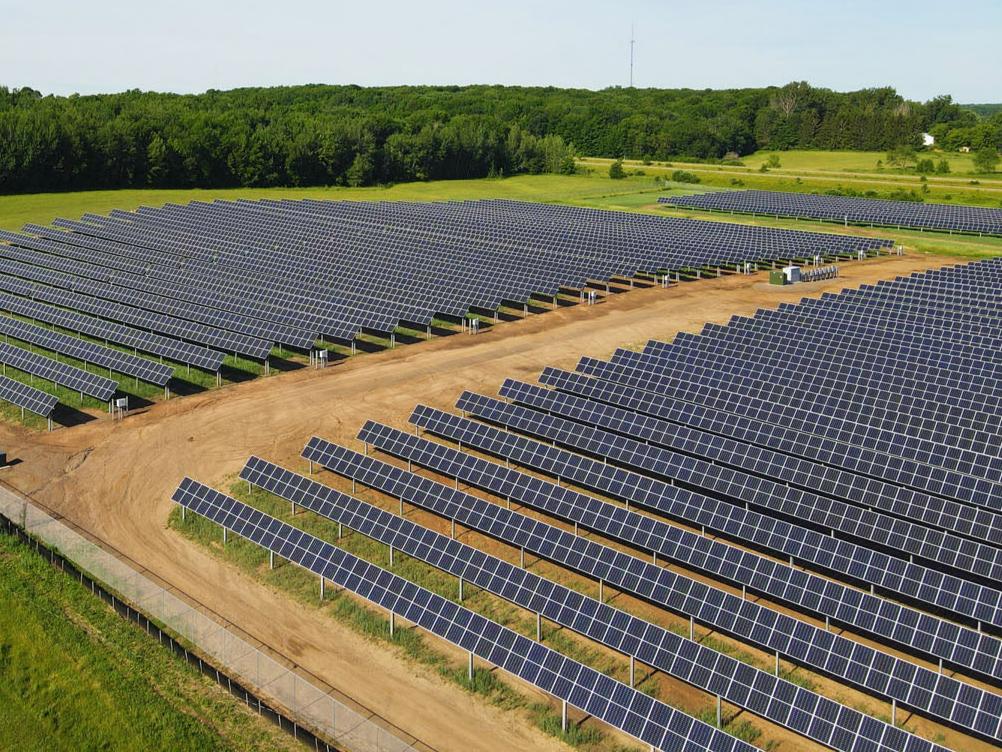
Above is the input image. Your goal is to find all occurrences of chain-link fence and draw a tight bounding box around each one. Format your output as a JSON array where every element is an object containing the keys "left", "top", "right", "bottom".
[{"left": 0, "top": 485, "right": 429, "bottom": 752}]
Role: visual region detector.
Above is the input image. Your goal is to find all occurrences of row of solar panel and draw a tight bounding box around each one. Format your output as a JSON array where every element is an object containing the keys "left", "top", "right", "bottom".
[
  {"left": 0, "top": 199, "right": 891, "bottom": 356},
  {"left": 659, "top": 191, "right": 1002, "bottom": 235},
  {"left": 172, "top": 477, "right": 764, "bottom": 752},
  {"left": 173, "top": 451, "right": 955, "bottom": 752}
]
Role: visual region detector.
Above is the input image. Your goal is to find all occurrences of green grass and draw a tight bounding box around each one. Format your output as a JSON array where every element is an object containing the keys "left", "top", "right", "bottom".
[
  {"left": 0, "top": 532, "right": 303, "bottom": 752},
  {"left": 579, "top": 155, "right": 1002, "bottom": 209},
  {"left": 741, "top": 149, "right": 990, "bottom": 176}
]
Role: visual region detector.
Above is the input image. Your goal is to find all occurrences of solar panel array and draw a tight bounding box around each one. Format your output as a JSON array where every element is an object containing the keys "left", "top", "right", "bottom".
[
  {"left": 172, "top": 477, "right": 760, "bottom": 752},
  {"left": 0, "top": 315, "right": 172, "bottom": 386},
  {"left": 224, "top": 256, "right": 1002, "bottom": 750},
  {"left": 238, "top": 454, "right": 946, "bottom": 752},
  {"left": 1, "top": 198, "right": 890, "bottom": 354},
  {"left": 167, "top": 257, "right": 1002, "bottom": 750},
  {"left": 658, "top": 190, "right": 1002, "bottom": 236}
]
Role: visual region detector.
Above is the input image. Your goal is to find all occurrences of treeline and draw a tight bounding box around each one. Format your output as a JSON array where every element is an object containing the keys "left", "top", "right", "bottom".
[{"left": 0, "top": 82, "right": 984, "bottom": 194}]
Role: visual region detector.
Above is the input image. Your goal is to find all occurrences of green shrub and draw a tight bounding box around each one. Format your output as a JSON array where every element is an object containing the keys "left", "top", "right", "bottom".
[{"left": 671, "top": 170, "right": 701, "bottom": 184}]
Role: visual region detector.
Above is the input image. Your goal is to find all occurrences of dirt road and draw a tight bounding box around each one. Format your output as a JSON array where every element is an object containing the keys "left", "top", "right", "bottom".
[{"left": 0, "top": 253, "right": 953, "bottom": 751}]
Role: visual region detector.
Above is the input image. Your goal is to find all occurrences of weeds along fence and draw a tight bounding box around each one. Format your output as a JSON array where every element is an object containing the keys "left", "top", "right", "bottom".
[{"left": 0, "top": 485, "right": 431, "bottom": 752}]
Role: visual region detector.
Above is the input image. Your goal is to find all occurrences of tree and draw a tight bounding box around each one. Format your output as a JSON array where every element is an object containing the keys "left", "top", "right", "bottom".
[
  {"left": 915, "top": 158, "right": 935, "bottom": 174},
  {"left": 608, "top": 158, "right": 626, "bottom": 179},
  {"left": 935, "top": 159, "right": 950, "bottom": 174},
  {"left": 973, "top": 147, "right": 1000, "bottom": 173},
  {"left": 767, "top": 153, "right": 781, "bottom": 168},
  {"left": 146, "top": 134, "right": 170, "bottom": 186}
]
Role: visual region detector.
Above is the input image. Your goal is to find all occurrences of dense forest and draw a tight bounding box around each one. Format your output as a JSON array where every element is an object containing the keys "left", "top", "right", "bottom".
[{"left": 0, "top": 82, "right": 992, "bottom": 194}]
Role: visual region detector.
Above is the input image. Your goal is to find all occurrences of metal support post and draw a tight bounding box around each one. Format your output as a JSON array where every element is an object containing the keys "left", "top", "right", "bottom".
[{"left": 561, "top": 699, "right": 568, "bottom": 733}]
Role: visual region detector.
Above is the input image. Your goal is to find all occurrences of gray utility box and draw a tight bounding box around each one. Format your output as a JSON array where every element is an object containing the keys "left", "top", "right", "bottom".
[{"left": 782, "top": 265, "right": 802, "bottom": 283}]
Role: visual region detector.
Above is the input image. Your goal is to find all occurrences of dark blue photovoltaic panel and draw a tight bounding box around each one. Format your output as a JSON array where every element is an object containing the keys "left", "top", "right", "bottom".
[
  {"left": 444, "top": 393, "right": 1002, "bottom": 622},
  {"left": 171, "top": 476, "right": 756, "bottom": 752},
  {"left": 2, "top": 197, "right": 890, "bottom": 350},
  {"left": 0, "top": 374, "right": 57, "bottom": 417},
  {"left": 0, "top": 341, "right": 116, "bottom": 401},
  {"left": 0, "top": 315, "right": 172, "bottom": 386},
  {"left": 0, "top": 290, "right": 224, "bottom": 371},
  {"left": 496, "top": 378, "right": 1002, "bottom": 547}
]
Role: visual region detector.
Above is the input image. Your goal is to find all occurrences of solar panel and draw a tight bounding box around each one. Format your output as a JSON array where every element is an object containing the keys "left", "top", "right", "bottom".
[
  {"left": 0, "top": 374, "right": 57, "bottom": 417},
  {"left": 0, "top": 315, "right": 172, "bottom": 386},
  {"left": 4, "top": 197, "right": 890, "bottom": 351},
  {"left": 241, "top": 454, "right": 944, "bottom": 752},
  {"left": 171, "top": 476, "right": 759, "bottom": 752},
  {"left": 0, "top": 341, "right": 117, "bottom": 401},
  {"left": 497, "top": 378, "right": 1002, "bottom": 546},
  {"left": 301, "top": 436, "right": 1002, "bottom": 742},
  {"left": 537, "top": 366, "right": 1002, "bottom": 523},
  {"left": 0, "top": 290, "right": 224, "bottom": 372}
]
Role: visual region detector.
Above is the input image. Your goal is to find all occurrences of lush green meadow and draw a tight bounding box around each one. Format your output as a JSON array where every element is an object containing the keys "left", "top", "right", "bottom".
[{"left": 0, "top": 532, "right": 302, "bottom": 752}]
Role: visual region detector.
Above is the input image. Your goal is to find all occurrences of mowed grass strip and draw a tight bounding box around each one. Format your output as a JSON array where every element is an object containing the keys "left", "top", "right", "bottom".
[{"left": 0, "top": 532, "right": 304, "bottom": 752}]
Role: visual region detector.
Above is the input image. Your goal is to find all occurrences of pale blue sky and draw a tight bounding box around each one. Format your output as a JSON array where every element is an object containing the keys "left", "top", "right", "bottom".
[{"left": 2, "top": 0, "right": 999, "bottom": 102}]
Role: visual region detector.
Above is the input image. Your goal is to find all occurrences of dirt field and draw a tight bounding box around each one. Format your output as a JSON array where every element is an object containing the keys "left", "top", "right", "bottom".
[{"left": 0, "top": 252, "right": 966, "bottom": 751}]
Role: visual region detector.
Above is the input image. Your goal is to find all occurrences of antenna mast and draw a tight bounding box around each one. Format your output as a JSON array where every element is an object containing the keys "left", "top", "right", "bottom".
[{"left": 629, "top": 24, "right": 635, "bottom": 87}]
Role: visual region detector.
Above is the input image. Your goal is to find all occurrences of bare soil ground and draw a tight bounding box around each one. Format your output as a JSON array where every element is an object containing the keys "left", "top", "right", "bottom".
[{"left": 0, "top": 252, "right": 974, "bottom": 752}]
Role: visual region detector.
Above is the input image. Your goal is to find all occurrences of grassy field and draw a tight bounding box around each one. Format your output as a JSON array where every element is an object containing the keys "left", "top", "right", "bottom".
[
  {"left": 740, "top": 149, "right": 988, "bottom": 175},
  {"left": 0, "top": 531, "right": 303, "bottom": 752},
  {"left": 579, "top": 154, "right": 1002, "bottom": 208}
]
